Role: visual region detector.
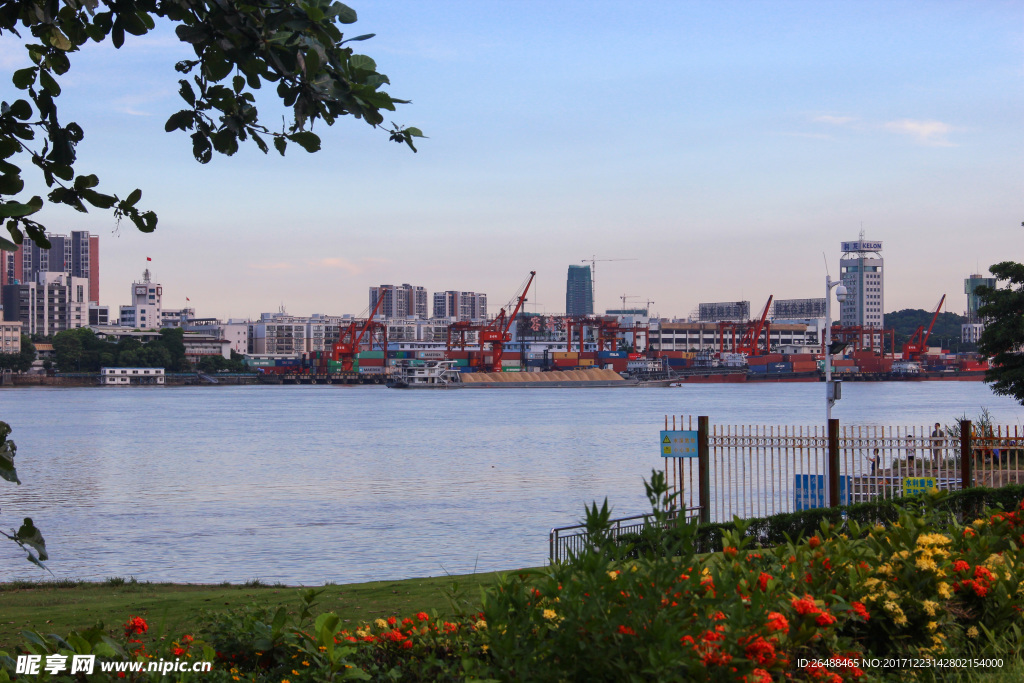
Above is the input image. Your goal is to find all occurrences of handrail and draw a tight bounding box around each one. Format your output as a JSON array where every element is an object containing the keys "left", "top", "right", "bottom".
[{"left": 549, "top": 506, "right": 702, "bottom": 564}]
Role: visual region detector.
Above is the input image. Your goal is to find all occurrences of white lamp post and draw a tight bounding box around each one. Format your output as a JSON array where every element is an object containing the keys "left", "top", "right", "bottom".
[{"left": 824, "top": 275, "right": 848, "bottom": 421}]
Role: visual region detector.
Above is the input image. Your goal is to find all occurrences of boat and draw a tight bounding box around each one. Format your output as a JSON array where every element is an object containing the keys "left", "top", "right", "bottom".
[{"left": 386, "top": 360, "right": 646, "bottom": 388}]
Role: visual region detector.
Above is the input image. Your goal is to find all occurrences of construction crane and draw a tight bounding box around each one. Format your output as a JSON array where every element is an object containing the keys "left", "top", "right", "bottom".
[
  {"left": 619, "top": 295, "right": 654, "bottom": 315},
  {"left": 902, "top": 295, "right": 946, "bottom": 361},
  {"left": 581, "top": 255, "right": 637, "bottom": 313}
]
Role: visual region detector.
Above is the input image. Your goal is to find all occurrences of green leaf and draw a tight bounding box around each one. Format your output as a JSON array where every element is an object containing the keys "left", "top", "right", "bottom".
[
  {"left": 12, "top": 68, "right": 36, "bottom": 89},
  {"left": 349, "top": 54, "right": 377, "bottom": 72},
  {"left": 178, "top": 80, "right": 196, "bottom": 106},
  {"left": 124, "top": 188, "right": 142, "bottom": 206},
  {"left": 132, "top": 211, "right": 157, "bottom": 233},
  {"left": 288, "top": 131, "right": 321, "bottom": 153},
  {"left": 341, "top": 33, "right": 375, "bottom": 44},
  {"left": 0, "top": 439, "right": 18, "bottom": 484},
  {"left": 165, "top": 110, "right": 194, "bottom": 132},
  {"left": 81, "top": 189, "right": 116, "bottom": 209},
  {"left": 0, "top": 196, "right": 43, "bottom": 218},
  {"left": 38, "top": 69, "right": 60, "bottom": 96},
  {"left": 232, "top": 75, "right": 245, "bottom": 94},
  {"left": 403, "top": 127, "right": 425, "bottom": 138},
  {"left": 273, "top": 136, "right": 287, "bottom": 156},
  {"left": 47, "top": 30, "right": 73, "bottom": 51},
  {"left": 73, "top": 174, "right": 99, "bottom": 190},
  {"left": 9, "top": 100, "right": 32, "bottom": 120},
  {"left": 333, "top": 2, "right": 358, "bottom": 23},
  {"left": 16, "top": 518, "right": 47, "bottom": 560}
]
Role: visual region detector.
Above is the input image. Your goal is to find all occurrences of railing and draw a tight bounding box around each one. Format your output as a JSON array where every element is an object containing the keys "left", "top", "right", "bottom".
[
  {"left": 665, "top": 417, "right": 1024, "bottom": 525},
  {"left": 549, "top": 507, "right": 702, "bottom": 564}
]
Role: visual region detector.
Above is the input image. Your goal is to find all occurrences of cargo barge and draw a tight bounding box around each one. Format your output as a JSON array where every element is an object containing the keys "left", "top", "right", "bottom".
[{"left": 387, "top": 361, "right": 646, "bottom": 388}]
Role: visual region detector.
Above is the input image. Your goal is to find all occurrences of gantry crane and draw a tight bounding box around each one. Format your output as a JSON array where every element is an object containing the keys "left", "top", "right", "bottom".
[
  {"left": 447, "top": 271, "right": 536, "bottom": 372},
  {"left": 902, "top": 295, "right": 946, "bottom": 361}
]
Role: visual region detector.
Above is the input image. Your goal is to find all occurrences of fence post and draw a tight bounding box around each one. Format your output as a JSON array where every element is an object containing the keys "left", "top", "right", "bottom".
[
  {"left": 698, "top": 415, "right": 710, "bottom": 524},
  {"left": 828, "top": 418, "right": 840, "bottom": 508},
  {"left": 960, "top": 419, "right": 972, "bottom": 490}
]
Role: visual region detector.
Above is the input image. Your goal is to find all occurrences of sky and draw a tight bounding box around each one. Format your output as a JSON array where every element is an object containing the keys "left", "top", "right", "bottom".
[{"left": 3, "top": 0, "right": 1022, "bottom": 321}]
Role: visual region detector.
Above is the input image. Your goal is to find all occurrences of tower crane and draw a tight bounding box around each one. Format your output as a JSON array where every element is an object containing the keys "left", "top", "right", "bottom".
[
  {"left": 620, "top": 295, "right": 655, "bottom": 315},
  {"left": 446, "top": 271, "right": 536, "bottom": 373},
  {"left": 581, "top": 256, "right": 637, "bottom": 313},
  {"left": 328, "top": 292, "right": 388, "bottom": 372},
  {"left": 902, "top": 295, "right": 946, "bottom": 361}
]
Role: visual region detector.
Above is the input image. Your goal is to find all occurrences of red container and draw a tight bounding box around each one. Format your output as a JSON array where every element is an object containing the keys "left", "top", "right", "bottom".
[
  {"left": 747, "top": 356, "right": 770, "bottom": 366},
  {"left": 553, "top": 359, "right": 577, "bottom": 368}
]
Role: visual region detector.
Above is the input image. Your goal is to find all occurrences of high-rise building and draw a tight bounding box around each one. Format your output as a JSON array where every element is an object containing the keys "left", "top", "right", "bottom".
[
  {"left": 432, "top": 291, "right": 488, "bottom": 320},
  {"left": 839, "top": 236, "right": 884, "bottom": 330},
  {"left": 1, "top": 231, "right": 99, "bottom": 304},
  {"left": 119, "top": 269, "right": 162, "bottom": 329},
  {"left": 964, "top": 273, "right": 996, "bottom": 323},
  {"left": 1, "top": 271, "right": 89, "bottom": 336},
  {"left": 369, "top": 284, "right": 428, "bottom": 319},
  {"left": 565, "top": 265, "right": 593, "bottom": 316}
]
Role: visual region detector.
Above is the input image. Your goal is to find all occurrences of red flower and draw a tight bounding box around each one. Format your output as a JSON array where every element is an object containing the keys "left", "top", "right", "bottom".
[
  {"left": 617, "top": 625, "right": 636, "bottom": 636},
  {"left": 953, "top": 560, "right": 970, "bottom": 573},
  {"left": 851, "top": 601, "right": 870, "bottom": 621},
  {"left": 415, "top": 611, "right": 429, "bottom": 622},
  {"left": 724, "top": 546, "right": 738, "bottom": 558},
  {"left": 171, "top": 647, "right": 185, "bottom": 657},
  {"left": 387, "top": 616, "right": 397, "bottom": 626},
  {"left": 974, "top": 566, "right": 995, "bottom": 582},
  {"left": 401, "top": 640, "right": 414, "bottom": 650},
  {"left": 766, "top": 612, "right": 790, "bottom": 633},
  {"left": 743, "top": 636, "right": 777, "bottom": 666},
  {"left": 749, "top": 668, "right": 773, "bottom": 683},
  {"left": 123, "top": 616, "right": 148, "bottom": 638},
  {"left": 809, "top": 535, "right": 821, "bottom": 549},
  {"left": 757, "top": 572, "right": 772, "bottom": 591},
  {"left": 815, "top": 611, "right": 837, "bottom": 627},
  {"left": 821, "top": 558, "right": 832, "bottom": 570},
  {"left": 792, "top": 596, "right": 821, "bottom": 616}
]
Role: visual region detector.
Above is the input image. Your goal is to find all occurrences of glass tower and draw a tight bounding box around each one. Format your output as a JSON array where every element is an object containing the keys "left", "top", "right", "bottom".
[{"left": 565, "top": 265, "right": 593, "bottom": 316}]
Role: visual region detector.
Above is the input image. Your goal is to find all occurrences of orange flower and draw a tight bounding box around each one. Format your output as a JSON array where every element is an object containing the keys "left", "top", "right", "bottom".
[
  {"left": 851, "top": 601, "right": 870, "bottom": 621},
  {"left": 617, "top": 625, "right": 636, "bottom": 636},
  {"left": 415, "top": 611, "right": 429, "bottom": 622},
  {"left": 809, "top": 535, "right": 821, "bottom": 549},
  {"left": 766, "top": 612, "right": 789, "bottom": 634}
]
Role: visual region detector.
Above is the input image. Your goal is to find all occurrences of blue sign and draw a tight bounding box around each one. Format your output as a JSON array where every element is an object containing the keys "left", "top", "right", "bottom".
[
  {"left": 794, "top": 474, "right": 850, "bottom": 510},
  {"left": 660, "top": 430, "right": 699, "bottom": 458}
]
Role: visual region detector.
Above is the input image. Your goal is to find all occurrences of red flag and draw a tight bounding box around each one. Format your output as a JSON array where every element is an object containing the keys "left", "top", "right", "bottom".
[
  {"left": 146, "top": 257, "right": 152, "bottom": 261},
  {"left": 186, "top": 297, "right": 190, "bottom": 301}
]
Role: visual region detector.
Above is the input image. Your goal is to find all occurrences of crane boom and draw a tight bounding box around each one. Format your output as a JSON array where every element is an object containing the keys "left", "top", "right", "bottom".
[{"left": 902, "top": 294, "right": 947, "bottom": 360}]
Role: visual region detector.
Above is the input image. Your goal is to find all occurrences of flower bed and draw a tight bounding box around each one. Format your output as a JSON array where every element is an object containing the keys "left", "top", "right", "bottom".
[{"left": 3, "top": 477, "right": 1023, "bottom": 681}]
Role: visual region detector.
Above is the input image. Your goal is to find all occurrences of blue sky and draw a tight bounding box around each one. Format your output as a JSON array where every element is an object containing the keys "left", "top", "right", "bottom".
[{"left": 3, "top": 0, "right": 1022, "bottom": 320}]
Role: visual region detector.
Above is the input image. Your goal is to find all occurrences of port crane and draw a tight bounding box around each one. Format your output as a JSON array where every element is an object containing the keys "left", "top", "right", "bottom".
[
  {"left": 902, "top": 294, "right": 946, "bottom": 361},
  {"left": 327, "top": 292, "right": 388, "bottom": 372},
  {"left": 447, "top": 271, "right": 536, "bottom": 372},
  {"left": 718, "top": 296, "right": 773, "bottom": 356}
]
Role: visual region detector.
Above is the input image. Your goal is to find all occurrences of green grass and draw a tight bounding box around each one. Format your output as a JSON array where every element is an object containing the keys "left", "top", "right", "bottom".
[{"left": 0, "top": 570, "right": 513, "bottom": 652}]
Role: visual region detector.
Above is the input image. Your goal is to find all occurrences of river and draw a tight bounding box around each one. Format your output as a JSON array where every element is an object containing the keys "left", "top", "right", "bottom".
[{"left": 0, "top": 382, "right": 1020, "bottom": 584}]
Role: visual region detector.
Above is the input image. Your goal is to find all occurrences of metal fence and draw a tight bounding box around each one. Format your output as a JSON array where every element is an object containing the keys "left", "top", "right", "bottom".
[
  {"left": 665, "top": 417, "right": 1024, "bottom": 524},
  {"left": 549, "top": 507, "right": 701, "bottom": 563}
]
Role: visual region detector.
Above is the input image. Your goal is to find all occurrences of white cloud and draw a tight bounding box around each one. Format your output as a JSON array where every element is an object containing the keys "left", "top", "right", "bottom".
[
  {"left": 882, "top": 119, "right": 957, "bottom": 146},
  {"left": 307, "top": 257, "right": 391, "bottom": 275},
  {"left": 249, "top": 262, "right": 293, "bottom": 270}
]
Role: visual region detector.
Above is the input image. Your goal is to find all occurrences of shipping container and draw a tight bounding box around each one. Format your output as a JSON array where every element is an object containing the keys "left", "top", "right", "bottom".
[
  {"left": 358, "top": 358, "right": 385, "bottom": 367},
  {"left": 358, "top": 366, "right": 385, "bottom": 375},
  {"left": 767, "top": 362, "right": 792, "bottom": 373},
  {"left": 598, "top": 351, "right": 628, "bottom": 359},
  {"left": 553, "top": 359, "right": 577, "bottom": 368},
  {"left": 357, "top": 350, "right": 385, "bottom": 359},
  {"left": 748, "top": 364, "right": 768, "bottom": 373},
  {"left": 416, "top": 350, "right": 446, "bottom": 360},
  {"left": 502, "top": 367, "right": 522, "bottom": 372},
  {"left": 551, "top": 352, "right": 579, "bottom": 360}
]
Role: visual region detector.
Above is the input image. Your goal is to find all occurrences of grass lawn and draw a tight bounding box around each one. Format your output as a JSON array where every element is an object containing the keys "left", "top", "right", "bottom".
[{"left": 0, "top": 571, "right": 515, "bottom": 653}]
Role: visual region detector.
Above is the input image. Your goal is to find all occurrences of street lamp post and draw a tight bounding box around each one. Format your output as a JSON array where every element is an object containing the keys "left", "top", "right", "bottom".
[{"left": 824, "top": 275, "right": 848, "bottom": 422}]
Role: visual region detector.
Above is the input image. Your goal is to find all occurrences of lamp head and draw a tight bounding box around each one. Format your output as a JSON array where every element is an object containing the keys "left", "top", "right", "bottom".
[{"left": 835, "top": 284, "right": 848, "bottom": 303}]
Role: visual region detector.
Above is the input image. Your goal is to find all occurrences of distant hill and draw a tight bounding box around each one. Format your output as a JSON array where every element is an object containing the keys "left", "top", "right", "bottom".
[{"left": 884, "top": 309, "right": 970, "bottom": 352}]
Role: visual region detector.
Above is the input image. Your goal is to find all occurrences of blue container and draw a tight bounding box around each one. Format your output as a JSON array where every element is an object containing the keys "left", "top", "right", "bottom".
[
  {"left": 598, "top": 351, "right": 627, "bottom": 359},
  {"left": 459, "top": 367, "right": 476, "bottom": 373},
  {"left": 748, "top": 364, "right": 768, "bottom": 373},
  {"left": 767, "top": 362, "right": 792, "bottom": 373}
]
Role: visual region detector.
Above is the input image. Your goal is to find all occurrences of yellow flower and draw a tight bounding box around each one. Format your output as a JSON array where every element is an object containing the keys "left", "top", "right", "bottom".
[
  {"left": 937, "top": 582, "right": 952, "bottom": 599},
  {"left": 608, "top": 570, "right": 619, "bottom": 581},
  {"left": 885, "top": 590, "right": 898, "bottom": 600},
  {"left": 915, "top": 557, "right": 938, "bottom": 572},
  {"left": 967, "top": 626, "right": 979, "bottom": 639},
  {"left": 984, "top": 553, "right": 1004, "bottom": 568},
  {"left": 916, "top": 533, "right": 951, "bottom": 547},
  {"left": 972, "top": 519, "right": 986, "bottom": 529},
  {"left": 481, "top": 644, "right": 490, "bottom": 653},
  {"left": 927, "top": 622, "right": 938, "bottom": 632},
  {"left": 292, "top": 670, "right": 299, "bottom": 675},
  {"left": 542, "top": 609, "right": 559, "bottom": 621},
  {"left": 894, "top": 614, "right": 908, "bottom": 626},
  {"left": 374, "top": 618, "right": 388, "bottom": 629},
  {"left": 630, "top": 564, "right": 638, "bottom": 573},
  {"left": 475, "top": 619, "right": 487, "bottom": 630},
  {"left": 923, "top": 600, "right": 938, "bottom": 616}
]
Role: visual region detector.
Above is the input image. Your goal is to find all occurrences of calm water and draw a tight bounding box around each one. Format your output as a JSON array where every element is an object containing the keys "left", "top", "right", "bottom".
[{"left": 0, "top": 382, "right": 1020, "bottom": 584}]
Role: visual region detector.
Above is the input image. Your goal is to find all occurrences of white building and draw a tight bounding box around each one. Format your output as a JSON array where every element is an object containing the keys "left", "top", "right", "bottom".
[
  {"left": 0, "top": 321, "right": 21, "bottom": 355},
  {"left": 839, "top": 236, "right": 884, "bottom": 330},
  {"left": 184, "top": 318, "right": 249, "bottom": 355},
  {"left": 101, "top": 367, "right": 165, "bottom": 385},
  {"left": 1, "top": 271, "right": 89, "bottom": 336},
  {"left": 433, "top": 291, "right": 487, "bottom": 321},
  {"left": 370, "top": 284, "right": 428, "bottom": 319},
  {"left": 119, "top": 269, "right": 162, "bottom": 329}
]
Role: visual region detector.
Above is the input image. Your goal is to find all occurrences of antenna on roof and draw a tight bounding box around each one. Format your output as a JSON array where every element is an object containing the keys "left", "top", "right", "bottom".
[{"left": 822, "top": 252, "right": 830, "bottom": 278}]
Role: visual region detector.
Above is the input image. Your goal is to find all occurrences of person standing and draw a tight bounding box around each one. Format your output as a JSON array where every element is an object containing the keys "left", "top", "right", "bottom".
[{"left": 931, "top": 423, "right": 946, "bottom": 469}]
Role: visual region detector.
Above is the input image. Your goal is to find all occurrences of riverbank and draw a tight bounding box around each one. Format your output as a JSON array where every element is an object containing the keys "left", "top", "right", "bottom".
[{"left": 0, "top": 570, "right": 510, "bottom": 651}]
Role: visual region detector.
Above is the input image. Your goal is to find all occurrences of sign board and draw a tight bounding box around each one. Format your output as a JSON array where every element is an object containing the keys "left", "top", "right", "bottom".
[
  {"left": 660, "top": 430, "right": 698, "bottom": 458},
  {"left": 841, "top": 241, "right": 883, "bottom": 253},
  {"left": 903, "top": 477, "right": 937, "bottom": 496},
  {"left": 794, "top": 474, "right": 850, "bottom": 510}
]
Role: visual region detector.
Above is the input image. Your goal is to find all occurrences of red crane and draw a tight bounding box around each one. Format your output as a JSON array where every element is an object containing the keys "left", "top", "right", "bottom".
[
  {"left": 445, "top": 271, "right": 536, "bottom": 372},
  {"left": 902, "top": 294, "right": 946, "bottom": 361},
  {"left": 481, "top": 271, "right": 536, "bottom": 372},
  {"left": 329, "top": 292, "right": 388, "bottom": 372},
  {"left": 718, "top": 296, "right": 773, "bottom": 356}
]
